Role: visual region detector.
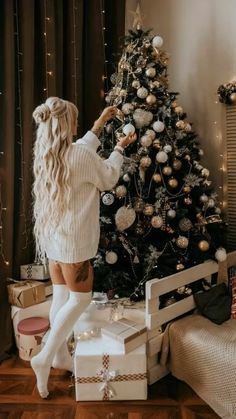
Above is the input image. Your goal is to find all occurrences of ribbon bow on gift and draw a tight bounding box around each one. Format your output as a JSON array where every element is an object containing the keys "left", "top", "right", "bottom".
[{"left": 98, "top": 367, "right": 118, "bottom": 400}]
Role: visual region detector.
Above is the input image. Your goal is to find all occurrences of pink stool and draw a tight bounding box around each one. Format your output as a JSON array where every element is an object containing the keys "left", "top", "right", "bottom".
[{"left": 17, "top": 317, "right": 50, "bottom": 361}]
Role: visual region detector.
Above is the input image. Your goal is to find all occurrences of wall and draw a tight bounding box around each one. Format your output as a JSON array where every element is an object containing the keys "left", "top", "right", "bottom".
[{"left": 125, "top": 0, "right": 236, "bottom": 206}]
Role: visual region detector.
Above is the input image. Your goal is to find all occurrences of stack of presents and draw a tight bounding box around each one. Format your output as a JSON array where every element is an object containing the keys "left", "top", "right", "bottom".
[{"left": 7, "top": 263, "right": 148, "bottom": 401}]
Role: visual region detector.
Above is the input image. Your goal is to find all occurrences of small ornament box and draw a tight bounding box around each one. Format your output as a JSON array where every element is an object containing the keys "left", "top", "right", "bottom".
[
  {"left": 7, "top": 280, "right": 46, "bottom": 308},
  {"left": 74, "top": 334, "right": 147, "bottom": 401},
  {"left": 101, "top": 317, "right": 147, "bottom": 353},
  {"left": 17, "top": 317, "right": 50, "bottom": 361},
  {"left": 20, "top": 263, "right": 50, "bottom": 281}
]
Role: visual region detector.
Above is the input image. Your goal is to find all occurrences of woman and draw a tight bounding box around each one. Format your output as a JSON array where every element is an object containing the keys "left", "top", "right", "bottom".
[{"left": 31, "top": 96, "right": 136, "bottom": 398}]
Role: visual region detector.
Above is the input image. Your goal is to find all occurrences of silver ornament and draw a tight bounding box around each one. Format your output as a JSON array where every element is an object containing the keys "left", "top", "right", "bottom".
[
  {"left": 215, "top": 247, "right": 227, "bottom": 262},
  {"left": 163, "top": 144, "right": 172, "bottom": 153},
  {"left": 145, "top": 129, "right": 156, "bottom": 139},
  {"left": 140, "top": 135, "right": 152, "bottom": 147},
  {"left": 133, "top": 108, "right": 153, "bottom": 128},
  {"left": 151, "top": 215, "right": 163, "bottom": 228},
  {"left": 200, "top": 193, "right": 209, "bottom": 203},
  {"left": 167, "top": 209, "right": 176, "bottom": 218},
  {"left": 123, "top": 123, "right": 135, "bottom": 135},
  {"left": 153, "top": 121, "right": 165, "bottom": 132},
  {"left": 178, "top": 217, "right": 193, "bottom": 232},
  {"left": 115, "top": 185, "right": 127, "bottom": 198},
  {"left": 122, "top": 103, "right": 134, "bottom": 115},
  {"left": 123, "top": 173, "right": 131, "bottom": 182},
  {"left": 137, "top": 87, "right": 149, "bottom": 99},
  {"left": 102, "top": 193, "right": 115, "bottom": 206},
  {"left": 145, "top": 67, "right": 156, "bottom": 78},
  {"left": 152, "top": 36, "right": 164, "bottom": 48},
  {"left": 132, "top": 80, "right": 140, "bottom": 89}
]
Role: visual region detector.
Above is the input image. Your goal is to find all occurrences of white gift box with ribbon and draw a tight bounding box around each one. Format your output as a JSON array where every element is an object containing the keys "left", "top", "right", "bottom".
[{"left": 75, "top": 334, "right": 147, "bottom": 401}]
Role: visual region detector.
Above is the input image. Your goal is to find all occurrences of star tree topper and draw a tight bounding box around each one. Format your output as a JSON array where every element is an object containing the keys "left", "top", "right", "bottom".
[{"left": 129, "top": 3, "right": 145, "bottom": 30}]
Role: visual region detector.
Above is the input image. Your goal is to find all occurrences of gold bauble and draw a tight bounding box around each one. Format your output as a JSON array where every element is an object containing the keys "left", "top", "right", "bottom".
[
  {"left": 168, "top": 178, "right": 178, "bottom": 188},
  {"left": 176, "top": 263, "right": 185, "bottom": 271},
  {"left": 175, "top": 106, "right": 183, "bottom": 114},
  {"left": 176, "top": 120, "right": 185, "bottom": 129},
  {"left": 140, "top": 156, "right": 152, "bottom": 168},
  {"left": 152, "top": 139, "right": 161, "bottom": 149},
  {"left": 184, "top": 196, "right": 192, "bottom": 205},
  {"left": 198, "top": 240, "right": 210, "bottom": 251},
  {"left": 172, "top": 159, "right": 182, "bottom": 170},
  {"left": 146, "top": 94, "right": 157, "bottom": 105},
  {"left": 162, "top": 166, "right": 172, "bottom": 176},
  {"left": 151, "top": 215, "right": 163, "bottom": 228},
  {"left": 143, "top": 204, "right": 154, "bottom": 216},
  {"left": 176, "top": 236, "right": 189, "bottom": 249},
  {"left": 115, "top": 185, "right": 127, "bottom": 198},
  {"left": 230, "top": 92, "right": 236, "bottom": 103},
  {"left": 183, "top": 185, "right": 191, "bottom": 193},
  {"left": 152, "top": 173, "right": 162, "bottom": 183}
]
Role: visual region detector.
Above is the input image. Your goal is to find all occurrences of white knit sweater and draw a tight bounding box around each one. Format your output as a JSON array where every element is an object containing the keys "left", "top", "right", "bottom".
[{"left": 45, "top": 131, "right": 123, "bottom": 263}]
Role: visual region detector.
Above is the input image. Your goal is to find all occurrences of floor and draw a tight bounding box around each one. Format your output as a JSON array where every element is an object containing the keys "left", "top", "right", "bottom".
[{"left": 0, "top": 355, "right": 220, "bottom": 419}]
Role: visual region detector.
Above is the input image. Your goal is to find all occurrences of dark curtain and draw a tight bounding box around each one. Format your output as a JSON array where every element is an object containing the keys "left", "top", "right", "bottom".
[{"left": 0, "top": 0, "right": 125, "bottom": 361}]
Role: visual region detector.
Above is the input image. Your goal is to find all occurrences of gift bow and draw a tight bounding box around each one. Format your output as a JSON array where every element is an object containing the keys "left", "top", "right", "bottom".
[{"left": 75, "top": 354, "right": 147, "bottom": 401}]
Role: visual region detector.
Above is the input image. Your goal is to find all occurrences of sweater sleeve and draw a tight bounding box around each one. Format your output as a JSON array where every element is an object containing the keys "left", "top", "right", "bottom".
[
  {"left": 75, "top": 131, "right": 101, "bottom": 151},
  {"left": 78, "top": 147, "right": 124, "bottom": 191}
]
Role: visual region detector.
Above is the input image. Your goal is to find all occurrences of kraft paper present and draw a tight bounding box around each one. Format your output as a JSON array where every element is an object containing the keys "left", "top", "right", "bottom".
[
  {"left": 20, "top": 263, "right": 50, "bottom": 281},
  {"left": 74, "top": 334, "right": 147, "bottom": 401},
  {"left": 7, "top": 280, "right": 46, "bottom": 308},
  {"left": 101, "top": 317, "right": 147, "bottom": 353}
]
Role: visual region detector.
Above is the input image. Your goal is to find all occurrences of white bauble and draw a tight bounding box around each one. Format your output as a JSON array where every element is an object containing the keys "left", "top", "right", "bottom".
[
  {"left": 141, "top": 135, "right": 152, "bottom": 147},
  {"left": 123, "top": 123, "right": 135, "bottom": 135},
  {"left": 153, "top": 120, "right": 165, "bottom": 132},
  {"left": 199, "top": 193, "right": 209, "bottom": 203},
  {"left": 207, "top": 198, "right": 215, "bottom": 208},
  {"left": 198, "top": 149, "right": 204, "bottom": 156},
  {"left": 201, "top": 168, "right": 210, "bottom": 177},
  {"left": 167, "top": 209, "right": 176, "bottom": 218},
  {"left": 123, "top": 173, "right": 131, "bottom": 182},
  {"left": 137, "top": 87, "right": 148, "bottom": 99},
  {"left": 156, "top": 151, "right": 168, "bottom": 163},
  {"left": 133, "top": 109, "right": 153, "bottom": 128},
  {"left": 105, "top": 251, "right": 118, "bottom": 264},
  {"left": 145, "top": 129, "right": 156, "bottom": 139},
  {"left": 146, "top": 94, "right": 156, "bottom": 105},
  {"left": 140, "top": 156, "right": 152, "bottom": 168},
  {"left": 145, "top": 67, "right": 156, "bottom": 78},
  {"left": 152, "top": 36, "right": 163, "bottom": 48},
  {"left": 215, "top": 247, "right": 227, "bottom": 262},
  {"left": 215, "top": 207, "right": 221, "bottom": 214},
  {"left": 122, "top": 103, "right": 134, "bottom": 115},
  {"left": 163, "top": 144, "right": 172, "bottom": 153},
  {"left": 115, "top": 185, "right": 127, "bottom": 198}
]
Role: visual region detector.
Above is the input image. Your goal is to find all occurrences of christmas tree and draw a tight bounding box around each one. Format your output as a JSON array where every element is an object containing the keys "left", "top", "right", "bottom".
[{"left": 93, "top": 24, "right": 226, "bottom": 301}]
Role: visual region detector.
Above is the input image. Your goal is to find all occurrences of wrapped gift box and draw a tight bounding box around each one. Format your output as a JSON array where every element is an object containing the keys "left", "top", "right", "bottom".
[
  {"left": 7, "top": 280, "right": 46, "bottom": 308},
  {"left": 74, "top": 335, "right": 147, "bottom": 401},
  {"left": 20, "top": 263, "right": 50, "bottom": 281},
  {"left": 101, "top": 317, "right": 147, "bottom": 353},
  {"left": 43, "top": 279, "right": 52, "bottom": 297}
]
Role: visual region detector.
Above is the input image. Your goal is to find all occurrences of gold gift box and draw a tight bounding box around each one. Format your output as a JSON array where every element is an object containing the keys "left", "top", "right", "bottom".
[{"left": 7, "top": 280, "right": 46, "bottom": 308}]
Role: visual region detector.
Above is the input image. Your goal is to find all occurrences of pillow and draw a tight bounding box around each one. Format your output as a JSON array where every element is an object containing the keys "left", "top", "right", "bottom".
[{"left": 193, "top": 282, "right": 231, "bottom": 325}]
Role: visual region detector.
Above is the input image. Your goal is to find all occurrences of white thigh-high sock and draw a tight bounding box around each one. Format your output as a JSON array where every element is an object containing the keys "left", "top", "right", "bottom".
[
  {"left": 49, "top": 284, "right": 73, "bottom": 372},
  {"left": 31, "top": 291, "right": 92, "bottom": 398}
]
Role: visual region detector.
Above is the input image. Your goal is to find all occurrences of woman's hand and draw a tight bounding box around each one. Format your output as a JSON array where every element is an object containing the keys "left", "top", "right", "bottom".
[
  {"left": 98, "top": 106, "right": 117, "bottom": 124},
  {"left": 91, "top": 106, "right": 117, "bottom": 137},
  {"left": 117, "top": 132, "right": 137, "bottom": 149}
]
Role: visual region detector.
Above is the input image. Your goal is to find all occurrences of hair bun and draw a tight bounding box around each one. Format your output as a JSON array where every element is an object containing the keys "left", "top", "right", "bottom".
[{"left": 33, "top": 104, "right": 51, "bottom": 124}]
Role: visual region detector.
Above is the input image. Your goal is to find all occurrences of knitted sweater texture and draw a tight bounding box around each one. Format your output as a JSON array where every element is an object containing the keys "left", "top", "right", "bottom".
[{"left": 45, "top": 131, "right": 123, "bottom": 263}]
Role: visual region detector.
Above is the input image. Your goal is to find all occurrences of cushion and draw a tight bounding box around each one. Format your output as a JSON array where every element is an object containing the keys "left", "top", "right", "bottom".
[{"left": 193, "top": 282, "right": 231, "bottom": 325}]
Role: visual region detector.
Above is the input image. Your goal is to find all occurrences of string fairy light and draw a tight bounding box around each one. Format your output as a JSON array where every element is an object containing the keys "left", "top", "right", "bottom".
[
  {"left": 0, "top": 175, "right": 9, "bottom": 266},
  {"left": 43, "top": 0, "right": 53, "bottom": 98},
  {"left": 100, "top": 0, "right": 109, "bottom": 98},
  {"left": 213, "top": 93, "right": 225, "bottom": 211},
  {"left": 72, "top": 0, "right": 79, "bottom": 106},
  {"left": 14, "top": 0, "right": 29, "bottom": 251}
]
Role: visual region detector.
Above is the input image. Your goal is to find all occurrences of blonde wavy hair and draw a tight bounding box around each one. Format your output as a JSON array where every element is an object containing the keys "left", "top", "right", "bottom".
[{"left": 32, "top": 96, "right": 78, "bottom": 262}]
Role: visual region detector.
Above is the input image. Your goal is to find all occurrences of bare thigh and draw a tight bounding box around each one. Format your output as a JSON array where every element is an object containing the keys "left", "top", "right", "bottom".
[{"left": 49, "top": 259, "right": 93, "bottom": 292}]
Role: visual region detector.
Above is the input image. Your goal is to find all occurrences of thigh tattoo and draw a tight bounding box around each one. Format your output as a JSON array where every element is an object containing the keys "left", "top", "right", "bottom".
[{"left": 74, "top": 260, "right": 90, "bottom": 283}]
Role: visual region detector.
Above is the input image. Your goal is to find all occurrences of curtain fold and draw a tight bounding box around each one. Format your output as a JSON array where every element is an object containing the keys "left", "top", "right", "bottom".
[{"left": 0, "top": 0, "right": 125, "bottom": 360}]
